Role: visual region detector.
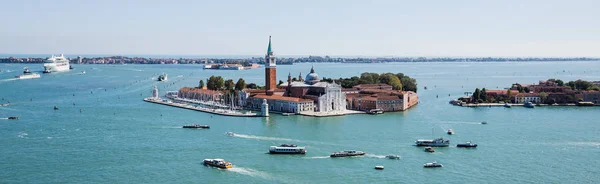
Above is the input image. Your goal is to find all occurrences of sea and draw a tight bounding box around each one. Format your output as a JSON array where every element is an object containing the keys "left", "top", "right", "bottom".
[{"left": 1, "top": 61, "right": 599, "bottom": 183}]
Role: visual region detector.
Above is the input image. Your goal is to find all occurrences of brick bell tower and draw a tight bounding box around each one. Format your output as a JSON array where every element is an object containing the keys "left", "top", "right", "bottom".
[{"left": 265, "top": 36, "right": 277, "bottom": 95}]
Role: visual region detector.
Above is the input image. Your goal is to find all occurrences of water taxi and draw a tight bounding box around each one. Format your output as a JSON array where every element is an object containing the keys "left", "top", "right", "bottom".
[
  {"left": 447, "top": 129, "right": 454, "bottom": 135},
  {"left": 203, "top": 158, "right": 232, "bottom": 169},
  {"left": 524, "top": 101, "right": 535, "bottom": 108},
  {"left": 375, "top": 166, "right": 384, "bottom": 170},
  {"left": 424, "top": 161, "right": 443, "bottom": 168},
  {"left": 457, "top": 142, "right": 478, "bottom": 148},
  {"left": 8, "top": 116, "right": 19, "bottom": 120},
  {"left": 481, "top": 121, "right": 488, "bottom": 125},
  {"left": 269, "top": 144, "right": 306, "bottom": 154},
  {"left": 183, "top": 124, "right": 210, "bottom": 129},
  {"left": 424, "top": 147, "right": 435, "bottom": 152},
  {"left": 385, "top": 155, "right": 401, "bottom": 159},
  {"left": 504, "top": 103, "right": 511, "bottom": 108},
  {"left": 330, "top": 150, "right": 365, "bottom": 157},
  {"left": 368, "top": 109, "right": 384, "bottom": 114},
  {"left": 415, "top": 138, "right": 450, "bottom": 147}
]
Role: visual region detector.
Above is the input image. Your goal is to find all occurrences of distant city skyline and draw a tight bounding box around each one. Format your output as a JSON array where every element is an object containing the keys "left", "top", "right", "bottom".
[{"left": 1, "top": 0, "right": 599, "bottom": 57}]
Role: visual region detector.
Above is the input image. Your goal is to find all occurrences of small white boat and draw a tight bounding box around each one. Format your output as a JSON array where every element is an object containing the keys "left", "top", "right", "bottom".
[
  {"left": 424, "top": 161, "right": 443, "bottom": 168},
  {"left": 447, "top": 129, "right": 454, "bottom": 135},
  {"left": 385, "top": 155, "right": 401, "bottom": 159},
  {"left": 15, "top": 67, "right": 41, "bottom": 79},
  {"left": 375, "top": 166, "right": 384, "bottom": 170}
]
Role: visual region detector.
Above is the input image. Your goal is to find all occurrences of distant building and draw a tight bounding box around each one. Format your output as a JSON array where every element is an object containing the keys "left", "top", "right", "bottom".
[
  {"left": 280, "top": 67, "right": 347, "bottom": 112},
  {"left": 178, "top": 87, "right": 223, "bottom": 102},
  {"left": 346, "top": 89, "right": 418, "bottom": 111},
  {"left": 514, "top": 93, "right": 541, "bottom": 104},
  {"left": 353, "top": 84, "right": 393, "bottom": 91},
  {"left": 582, "top": 91, "right": 600, "bottom": 104}
]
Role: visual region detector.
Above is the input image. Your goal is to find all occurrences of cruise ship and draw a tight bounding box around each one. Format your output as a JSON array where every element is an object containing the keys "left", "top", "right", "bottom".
[
  {"left": 415, "top": 138, "right": 450, "bottom": 147},
  {"left": 269, "top": 144, "right": 306, "bottom": 154},
  {"left": 43, "top": 54, "right": 70, "bottom": 73}
]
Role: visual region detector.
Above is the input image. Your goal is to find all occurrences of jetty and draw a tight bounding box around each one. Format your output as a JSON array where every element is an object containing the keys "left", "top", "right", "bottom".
[{"left": 143, "top": 98, "right": 261, "bottom": 117}]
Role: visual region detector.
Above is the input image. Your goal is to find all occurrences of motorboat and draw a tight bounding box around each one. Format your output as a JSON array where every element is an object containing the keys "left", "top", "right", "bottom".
[
  {"left": 0, "top": 103, "right": 9, "bottom": 107},
  {"left": 225, "top": 132, "right": 235, "bottom": 136},
  {"left": 504, "top": 103, "right": 511, "bottom": 108},
  {"left": 424, "top": 147, "right": 435, "bottom": 152},
  {"left": 269, "top": 145, "right": 306, "bottom": 154},
  {"left": 203, "top": 158, "right": 232, "bottom": 169},
  {"left": 375, "top": 166, "right": 384, "bottom": 170},
  {"left": 415, "top": 138, "right": 450, "bottom": 147},
  {"left": 183, "top": 124, "right": 210, "bottom": 129},
  {"left": 447, "top": 129, "right": 454, "bottom": 135},
  {"left": 330, "top": 150, "right": 366, "bottom": 157},
  {"left": 8, "top": 116, "right": 18, "bottom": 120},
  {"left": 15, "top": 67, "right": 41, "bottom": 79},
  {"left": 524, "top": 101, "right": 535, "bottom": 108},
  {"left": 368, "top": 109, "right": 384, "bottom": 115},
  {"left": 385, "top": 155, "right": 401, "bottom": 159},
  {"left": 53, "top": 106, "right": 59, "bottom": 110},
  {"left": 424, "top": 161, "right": 443, "bottom": 168},
  {"left": 158, "top": 73, "right": 168, "bottom": 81},
  {"left": 481, "top": 121, "right": 488, "bottom": 125},
  {"left": 281, "top": 113, "right": 294, "bottom": 116},
  {"left": 457, "top": 142, "right": 478, "bottom": 148}
]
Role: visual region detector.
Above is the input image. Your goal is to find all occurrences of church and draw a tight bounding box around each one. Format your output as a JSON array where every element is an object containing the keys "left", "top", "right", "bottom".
[{"left": 243, "top": 37, "right": 347, "bottom": 114}]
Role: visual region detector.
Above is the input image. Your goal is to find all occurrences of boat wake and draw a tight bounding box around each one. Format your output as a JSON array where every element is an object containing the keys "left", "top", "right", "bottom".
[
  {"left": 17, "top": 132, "right": 28, "bottom": 138},
  {"left": 567, "top": 142, "right": 600, "bottom": 147},
  {"left": 365, "top": 154, "right": 386, "bottom": 159},
  {"left": 158, "top": 126, "right": 182, "bottom": 129},
  {"left": 230, "top": 133, "right": 301, "bottom": 142},
  {"left": 0, "top": 78, "right": 18, "bottom": 83},
  {"left": 228, "top": 167, "right": 272, "bottom": 180},
  {"left": 305, "top": 156, "right": 330, "bottom": 159},
  {"left": 0, "top": 118, "right": 8, "bottom": 120}
]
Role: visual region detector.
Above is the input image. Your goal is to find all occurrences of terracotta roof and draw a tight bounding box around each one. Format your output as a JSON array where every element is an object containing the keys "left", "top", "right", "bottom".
[
  {"left": 486, "top": 90, "right": 519, "bottom": 95},
  {"left": 353, "top": 84, "right": 392, "bottom": 88},
  {"left": 252, "top": 94, "right": 314, "bottom": 102}
]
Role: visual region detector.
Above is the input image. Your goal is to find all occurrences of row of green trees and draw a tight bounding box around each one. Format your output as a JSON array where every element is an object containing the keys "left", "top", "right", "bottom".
[
  {"left": 199, "top": 76, "right": 247, "bottom": 91},
  {"left": 321, "top": 72, "right": 418, "bottom": 92}
]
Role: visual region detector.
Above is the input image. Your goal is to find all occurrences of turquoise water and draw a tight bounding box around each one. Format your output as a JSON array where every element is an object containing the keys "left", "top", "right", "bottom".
[{"left": 1, "top": 62, "right": 599, "bottom": 183}]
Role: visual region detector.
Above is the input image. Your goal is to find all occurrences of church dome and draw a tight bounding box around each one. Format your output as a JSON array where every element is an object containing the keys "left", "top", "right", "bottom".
[{"left": 305, "top": 66, "right": 320, "bottom": 84}]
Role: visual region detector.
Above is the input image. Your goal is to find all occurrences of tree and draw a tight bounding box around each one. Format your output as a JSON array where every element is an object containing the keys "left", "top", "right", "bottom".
[
  {"left": 207, "top": 75, "right": 225, "bottom": 90},
  {"left": 400, "top": 76, "right": 417, "bottom": 92},
  {"left": 548, "top": 79, "right": 564, "bottom": 86},
  {"left": 539, "top": 92, "right": 548, "bottom": 103},
  {"left": 379, "top": 73, "right": 402, "bottom": 90},
  {"left": 473, "top": 88, "right": 481, "bottom": 102},
  {"left": 224, "top": 79, "right": 235, "bottom": 91},
  {"left": 506, "top": 89, "right": 513, "bottom": 103},
  {"left": 360, "top": 72, "right": 380, "bottom": 84},
  {"left": 524, "top": 87, "right": 530, "bottom": 93},
  {"left": 246, "top": 83, "right": 258, "bottom": 89},
  {"left": 480, "top": 88, "right": 487, "bottom": 102},
  {"left": 278, "top": 80, "right": 284, "bottom": 86},
  {"left": 235, "top": 78, "right": 246, "bottom": 91},
  {"left": 199, "top": 80, "right": 205, "bottom": 89}
]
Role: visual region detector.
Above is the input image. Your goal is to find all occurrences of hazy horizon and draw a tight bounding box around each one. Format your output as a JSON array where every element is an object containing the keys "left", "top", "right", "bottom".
[{"left": 1, "top": 0, "right": 599, "bottom": 57}]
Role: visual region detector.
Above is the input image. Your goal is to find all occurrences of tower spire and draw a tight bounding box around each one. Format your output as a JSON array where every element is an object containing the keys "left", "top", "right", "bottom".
[{"left": 267, "top": 36, "right": 272, "bottom": 53}]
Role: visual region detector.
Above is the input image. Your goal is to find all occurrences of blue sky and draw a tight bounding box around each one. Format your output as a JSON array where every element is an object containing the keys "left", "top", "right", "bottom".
[{"left": 1, "top": 0, "right": 599, "bottom": 57}]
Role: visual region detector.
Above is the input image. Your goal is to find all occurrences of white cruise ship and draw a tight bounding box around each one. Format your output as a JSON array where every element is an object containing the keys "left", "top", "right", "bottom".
[{"left": 43, "top": 54, "right": 70, "bottom": 73}]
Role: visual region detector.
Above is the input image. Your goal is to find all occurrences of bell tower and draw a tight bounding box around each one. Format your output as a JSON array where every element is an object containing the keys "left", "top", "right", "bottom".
[{"left": 265, "top": 36, "right": 277, "bottom": 95}]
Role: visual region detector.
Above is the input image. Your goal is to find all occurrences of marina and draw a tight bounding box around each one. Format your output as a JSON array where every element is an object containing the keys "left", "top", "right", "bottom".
[{"left": 143, "top": 97, "right": 260, "bottom": 117}]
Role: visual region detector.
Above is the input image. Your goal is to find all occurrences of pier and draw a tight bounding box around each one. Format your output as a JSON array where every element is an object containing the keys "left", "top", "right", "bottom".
[{"left": 143, "top": 98, "right": 261, "bottom": 117}]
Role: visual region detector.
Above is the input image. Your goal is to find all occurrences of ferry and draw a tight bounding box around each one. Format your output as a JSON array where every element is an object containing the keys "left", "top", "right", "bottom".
[
  {"left": 269, "top": 144, "right": 306, "bottom": 154},
  {"left": 415, "top": 138, "right": 450, "bottom": 147},
  {"left": 15, "top": 67, "right": 41, "bottom": 79},
  {"left": 447, "top": 129, "right": 454, "bottom": 135},
  {"left": 330, "top": 150, "right": 365, "bottom": 157},
  {"left": 182, "top": 124, "right": 210, "bottom": 129},
  {"left": 158, "top": 73, "right": 168, "bottom": 82},
  {"left": 457, "top": 142, "right": 478, "bottom": 148},
  {"left": 203, "top": 158, "right": 232, "bottom": 169},
  {"left": 43, "top": 54, "right": 70, "bottom": 73},
  {"left": 385, "top": 155, "right": 401, "bottom": 159},
  {"left": 424, "top": 161, "right": 443, "bottom": 168}
]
